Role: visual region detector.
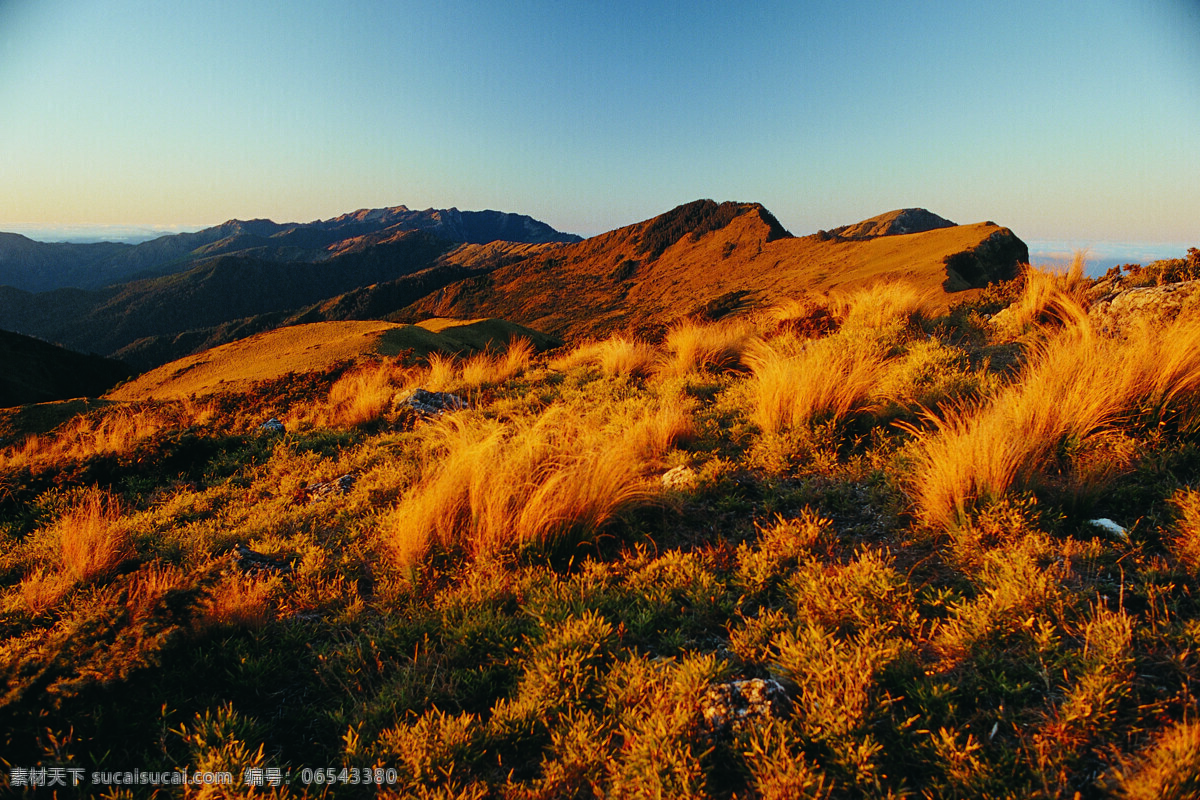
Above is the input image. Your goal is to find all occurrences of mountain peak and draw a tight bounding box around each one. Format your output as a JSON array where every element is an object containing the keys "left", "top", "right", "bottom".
[{"left": 830, "top": 209, "right": 956, "bottom": 240}]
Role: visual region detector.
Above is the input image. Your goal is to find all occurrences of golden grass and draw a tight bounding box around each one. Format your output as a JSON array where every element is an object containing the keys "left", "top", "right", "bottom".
[
  {"left": 18, "top": 567, "right": 73, "bottom": 615},
  {"left": 458, "top": 337, "right": 534, "bottom": 388},
  {"left": 762, "top": 293, "right": 839, "bottom": 339},
  {"left": 125, "top": 562, "right": 187, "bottom": 621},
  {"left": 1167, "top": 489, "right": 1200, "bottom": 573},
  {"left": 56, "top": 489, "right": 133, "bottom": 584},
  {"left": 659, "top": 319, "right": 757, "bottom": 377},
  {"left": 745, "top": 335, "right": 887, "bottom": 434},
  {"left": 422, "top": 338, "right": 534, "bottom": 393},
  {"left": 424, "top": 351, "right": 458, "bottom": 392},
  {"left": 0, "top": 401, "right": 216, "bottom": 473},
  {"left": 322, "top": 360, "right": 419, "bottom": 428},
  {"left": 200, "top": 574, "right": 275, "bottom": 629},
  {"left": 1108, "top": 720, "right": 1200, "bottom": 799},
  {"left": 911, "top": 311, "right": 1200, "bottom": 529},
  {"left": 836, "top": 281, "right": 933, "bottom": 335},
  {"left": 551, "top": 336, "right": 661, "bottom": 379},
  {"left": 992, "top": 255, "right": 1090, "bottom": 338},
  {"left": 386, "top": 399, "right": 692, "bottom": 567}
]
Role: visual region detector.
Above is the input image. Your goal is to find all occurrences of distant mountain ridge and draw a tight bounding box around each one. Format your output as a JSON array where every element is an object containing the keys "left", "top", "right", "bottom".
[
  {"left": 0, "top": 206, "right": 582, "bottom": 292},
  {"left": 0, "top": 199, "right": 1027, "bottom": 373},
  {"left": 403, "top": 200, "right": 1027, "bottom": 341}
]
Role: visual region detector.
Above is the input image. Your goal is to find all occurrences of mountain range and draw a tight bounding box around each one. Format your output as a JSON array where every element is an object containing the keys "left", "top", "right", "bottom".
[
  {"left": 0, "top": 206, "right": 581, "bottom": 293},
  {"left": 0, "top": 200, "right": 1027, "bottom": 403}
]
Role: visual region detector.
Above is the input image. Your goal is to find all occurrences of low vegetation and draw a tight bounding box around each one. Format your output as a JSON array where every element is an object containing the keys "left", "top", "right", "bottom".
[{"left": 3, "top": 262, "right": 1200, "bottom": 797}]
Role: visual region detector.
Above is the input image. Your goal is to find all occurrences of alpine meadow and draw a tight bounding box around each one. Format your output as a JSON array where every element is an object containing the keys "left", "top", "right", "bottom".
[{"left": 3, "top": 194, "right": 1200, "bottom": 797}]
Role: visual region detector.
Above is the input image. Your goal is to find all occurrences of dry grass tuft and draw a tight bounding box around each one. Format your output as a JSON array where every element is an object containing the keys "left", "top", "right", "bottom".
[
  {"left": 424, "top": 351, "right": 459, "bottom": 392},
  {"left": 993, "top": 255, "right": 1090, "bottom": 338},
  {"left": 745, "top": 335, "right": 886, "bottom": 435},
  {"left": 322, "top": 360, "right": 419, "bottom": 428},
  {"left": 56, "top": 489, "right": 132, "bottom": 584},
  {"left": 386, "top": 400, "right": 691, "bottom": 567},
  {"left": 126, "top": 562, "right": 187, "bottom": 621},
  {"left": 18, "top": 567, "right": 73, "bottom": 615},
  {"left": 659, "top": 320, "right": 757, "bottom": 377},
  {"left": 459, "top": 337, "right": 535, "bottom": 388},
  {"left": 910, "top": 310, "right": 1200, "bottom": 529},
  {"left": 763, "top": 294, "right": 840, "bottom": 339},
  {"left": 1167, "top": 489, "right": 1200, "bottom": 573},
  {"left": 837, "top": 281, "right": 933, "bottom": 335},
  {"left": 200, "top": 574, "right": 275, "bottom": 629},
  {"left": 551, "top": 336, "right": 661, "bottom": 379},
  {"left": 1107, "top": 720, "right": 1200, "bottom": 799}
]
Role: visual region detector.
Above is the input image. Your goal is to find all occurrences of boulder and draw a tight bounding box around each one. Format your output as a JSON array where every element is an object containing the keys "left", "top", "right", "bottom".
[
  {"left": 397, "top": 387, "right": 469, "bottom": 417},
  {"left": 661, "top": 465, "right": 698, "bottom": 490},
  {"left": 1089, "top": 279, "right": 1200, "bottom": 335}
]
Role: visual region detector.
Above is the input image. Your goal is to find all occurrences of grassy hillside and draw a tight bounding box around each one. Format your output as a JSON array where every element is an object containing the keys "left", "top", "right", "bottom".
[
  {"left": 3, "top": 264, "right": 1200, "bottom": 797},
  {"left": 107, "top": 318, "right": 559, "bottom": 402}
]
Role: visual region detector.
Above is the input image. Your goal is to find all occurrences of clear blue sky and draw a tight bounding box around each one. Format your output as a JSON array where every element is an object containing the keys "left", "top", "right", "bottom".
[{"left": 0, "top": 0, "right": 1196, "bottom": 243}]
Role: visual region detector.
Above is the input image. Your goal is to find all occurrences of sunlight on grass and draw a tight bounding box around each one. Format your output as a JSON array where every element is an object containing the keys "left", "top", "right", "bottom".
[{"left": 386, "top": 398, "right": 692, "bottom": 567}]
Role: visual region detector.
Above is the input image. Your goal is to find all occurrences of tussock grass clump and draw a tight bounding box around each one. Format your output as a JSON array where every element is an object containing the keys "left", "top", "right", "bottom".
[
  {"left": 992, "top": 255, "right": 1090, "bottom": 339},
  {"left": 1107, "top": 720, "right": 1200, "bottom": 799},
  {"left": 0, "top": 400, "right": 216, "bottom": 473},
  {"left": 660, "top": 319, "right": 757, "bottom": 377},
  {"left": 551, "top": 335, "right": 661, "bottom": 379},
  {"left": 836, "top": 281, "right": 933, "bottom": 336},
  {"left": 199, "top": 574, "right": 276, "bottom": 629},
  {"left": 745, "top": 335, "right": 887, "bottom": 435},
  {"left": 1168, "top": 488, "right": 1200, "bottom": 573},
  {"left": 320, "top": 359, "right": 419, "bottom": 428},
  {"left": 911, "top": 311, "right": 1200, "bottom": 529},
  {"left": 18, "top": 567, "right": 73, "bottom": 615},
  {"left": 459, "top": 336, "right": 535, "bottom": 388},
  {"left": 426, "top": 337, "right": 535, "bottom": 392},
  {"left": 762, "top": 293, "right": 840, "bottom": 339},
  {"left": 55, "top": 488, "right": 132, "bottom": 584},
  {"left": 386, "top": 399, "right": 692, "bottom": 567}
]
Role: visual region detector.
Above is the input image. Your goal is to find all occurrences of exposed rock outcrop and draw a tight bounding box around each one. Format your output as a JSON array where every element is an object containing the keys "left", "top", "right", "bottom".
[
  {"left": 1089, "top": 279, "right": 1200, "bottom": 334},
  {"left": 942, "top": 228, "right": 1028, "bottom": 291},
  {"left": 398, "top": 388, "right": 469, "bottom": 417}
]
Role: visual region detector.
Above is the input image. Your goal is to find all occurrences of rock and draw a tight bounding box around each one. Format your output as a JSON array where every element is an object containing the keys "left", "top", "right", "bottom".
[
  {"left": 661, "top": 465, "right": 698, "bottom": 490},
  {"left": 1087, "top": 518, "right": 1129, "bottom": 542},
  {"left": 258, "top": 418, "right": 285, "bottom": 433},
  {"left": 300, "top": 473, "right": 357, "bottom": 503},
  {"left": 397, "top": 387, "right": 469, "bottom": 417},
  {"left": 942, "top": 228, "right": 1028, "bottom": 291},
  {"left": 233, "top": 543, "right": 293, "bottom": 574},
  {"left": 700, "top": 678, "right": 790, "bottom": 735},
  {"left": 1089, "top": 280, "right": 1200, "bottom": 335}
]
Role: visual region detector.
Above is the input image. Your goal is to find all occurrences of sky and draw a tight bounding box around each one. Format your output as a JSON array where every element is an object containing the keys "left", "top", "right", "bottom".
[{"left": 0, "top": 0, "right": 1197, "bottom": 253}]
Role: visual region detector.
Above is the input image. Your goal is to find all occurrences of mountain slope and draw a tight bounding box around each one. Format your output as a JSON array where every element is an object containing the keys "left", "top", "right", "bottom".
[
  {"left": 405, "top": 200, "right": 1027, "bottom": 340},
  {"left": 0, "top": 330, "right": 132, "bottom": 407}
]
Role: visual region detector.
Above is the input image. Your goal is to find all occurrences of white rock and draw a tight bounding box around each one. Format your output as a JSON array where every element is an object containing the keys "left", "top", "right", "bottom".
[{"left": 1087, "top": 518, "right": 1128, "bottom": 541}]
